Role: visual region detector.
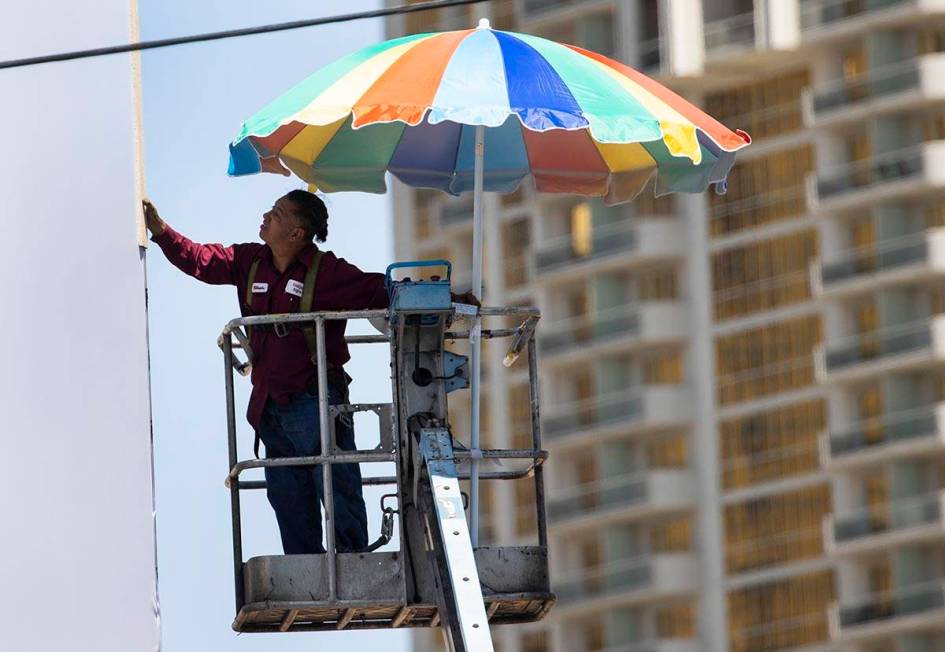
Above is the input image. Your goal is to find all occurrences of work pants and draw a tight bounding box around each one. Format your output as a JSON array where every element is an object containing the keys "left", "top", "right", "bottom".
[{"left": 257, "top": 387, "right": 368, "bottom": 554}]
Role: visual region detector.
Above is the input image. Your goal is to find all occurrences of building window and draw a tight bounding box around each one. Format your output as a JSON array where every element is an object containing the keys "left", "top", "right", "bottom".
[
  {"left": 919, "top": 26, "right": 945, "bottom": 54},
  {"left": 724, "top": 484, "right": 831, "bottom": 574},
  {"left": 704, "top": 70, "right": 808, "bottom": 143},
  {"left": 510, "top": 384, "right": 532, "bottom": 447},
  {"left": 490, "top": 0, "right": 518, "bottom": 32},
  {"left": 925, "top": 199, "right": 945, "bottom": 227},
  {"left": 655, "top": 602, "right": 696, "bottom": 638},
  {"left": 581, "top": 617, "right": 605, "bottom": 651},
  {"left": 716, "top": 316, "right": 822, "bottom": 405},
  {"left": 721, "top": 399, "right": 825, "bottom": 490},
  {"left": 646, "top": 435, "right": 688, "bottom": 468},
  {"left": 417, "top": 246, "right": 452, "bottom": 275},
  {"left": 712, "top": 231, "right": 817, "bottom": 321},
  {"left": 634, "top": 189, "right": 675, "bottom": 217},
  {"left": 521, "top": 630, "right": 549, "bottom": 652},
  {"left": 924, "top": 111, "right": 945, "bottom": 141},
  {"left": 709, "top": 146, "right": 813, "bottom": 237},
  {"left": 531, "top": 10, "right": 616, "bottom": 59},
  {"left": 503, "top": 219, "right": 531, "bottom": 291},
  {"left": 413, "top": 189, "right": 438, "bottom": 240},
  {"left": 651, "top": 517, "right": 692, "bottom": 553},
  {"left": 570, "top": 202, "right": 593, "bottom": 257},
  {"left": 514, "top": 475, "right": 537, "bottom": 538},
  {"left": 637, "top": 265, "right": 679, "bottom": 301},
  {"left": 728, "top": 571, "right": 834, "bottom": 652},
  {"left": 643, "top": 350, "right": 685, "bottom": 384},
  {"left": 404, "top": 0, "right": 447, "bottom": 33}
]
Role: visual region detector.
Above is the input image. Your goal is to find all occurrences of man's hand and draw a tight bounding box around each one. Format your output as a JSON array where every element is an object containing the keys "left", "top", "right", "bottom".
[
  {"left": 451, "top": 291, "right": 481, "bottom": 308},
  {"left": 142, "top": 198, "right": 165, "bottom": 236}
]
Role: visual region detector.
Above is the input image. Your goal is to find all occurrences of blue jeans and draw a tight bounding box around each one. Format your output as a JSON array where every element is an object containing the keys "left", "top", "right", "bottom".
[{"left": 258, "top": 388, "right": 368, "bottom": 554}]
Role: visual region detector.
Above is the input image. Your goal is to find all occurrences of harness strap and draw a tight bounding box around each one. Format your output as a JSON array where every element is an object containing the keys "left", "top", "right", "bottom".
[{"left": 300, "top": 250, "right": 325, "bottom": 363}]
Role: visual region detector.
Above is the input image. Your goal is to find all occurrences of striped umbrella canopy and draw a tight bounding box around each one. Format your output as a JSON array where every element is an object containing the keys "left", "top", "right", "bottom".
[{"left": 228, "top": 21, "right": 750, "bottom": 204}]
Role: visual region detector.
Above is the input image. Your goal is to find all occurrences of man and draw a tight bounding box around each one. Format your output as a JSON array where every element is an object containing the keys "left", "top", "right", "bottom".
[{"left": 144, "top": 190, "right": 386, "bottom": 555}]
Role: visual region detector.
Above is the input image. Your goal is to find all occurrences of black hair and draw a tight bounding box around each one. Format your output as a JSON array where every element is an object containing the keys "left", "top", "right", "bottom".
[{"left": 285, "top": 189, "right": 328, "bottom": 242}]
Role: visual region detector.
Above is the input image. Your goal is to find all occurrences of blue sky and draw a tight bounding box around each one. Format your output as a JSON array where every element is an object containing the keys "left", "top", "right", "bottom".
[{"left": 139, "top": 1, "right": 410, "bottom": 650}]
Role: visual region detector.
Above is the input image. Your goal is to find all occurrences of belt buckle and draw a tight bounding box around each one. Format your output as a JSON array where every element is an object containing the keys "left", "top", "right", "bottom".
[{"left": 273, "top": 322, "right": 289, "bottom": 338}]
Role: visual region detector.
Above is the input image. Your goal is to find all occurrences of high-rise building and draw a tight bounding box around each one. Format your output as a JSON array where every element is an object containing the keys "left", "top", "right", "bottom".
[{"left": 387, "top": 1, "right": 945, "bottom": 651}]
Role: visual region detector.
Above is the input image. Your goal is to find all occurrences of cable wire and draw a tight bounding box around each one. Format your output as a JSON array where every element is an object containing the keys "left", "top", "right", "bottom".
[{"left": 0, "top": 0, "right": 491, "bottom": 71}]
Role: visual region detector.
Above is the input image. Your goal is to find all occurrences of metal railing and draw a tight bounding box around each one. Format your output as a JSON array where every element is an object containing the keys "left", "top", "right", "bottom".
[
  {"left": 823, "top": 318, "right": 933, "bottom": 371},
  {"left": 218, "top": 306, "right": 549, "bottom": 615},
  {"left": 593, "top": 642, "right": 699, "bottom": 652},
  {"left": 731, "top": 610, "right": 830, "bottom": 651},
  {"left": 533, "top": 219, "right": 636, "bottom": 274},
  {"left": 832, "top": 491, "right": 945, "bottom": 542},
  {"left": 540, "top": 303, "right": 643, "bottom": 356},
  {"left": 838, "top": 579, "right": 945, "bottom": 628},
  {"left": 800, "top": 0, "right": 907, "bottom": 32},
  {"left": 547, "top": 470, "right": 650, "bottom": 522},
  {"left": 554, "top": 555, "right": 654, "bottom": 603},
  {"left": 543, "top": 388, "right": 647, "bottom": 439},
  {"left": 638, "top": 36, "right": 662, "bottom": 71},
  {"left": 709, "top": 184, "right": 808, "bottom": 237},
  {"left": 816, "top": 144, "right": 925, "bottom": 199},
  {"left": 440, "top": 196, "right": 474, "bottom": 227},
  {"left": 812, "top": 58, "right": 921, "bottom": 114},
  {"left": 821, "top": 229, "right": 932, "bottom": 285},
  {"left": 703, "top": 11, "right": 756, "bottom": 54},
  {"left": 829, "top": 404, "right": 940, "bottom": 457},
  {"left": 522, "top": 0, "right": 578, "bottom": 16}
]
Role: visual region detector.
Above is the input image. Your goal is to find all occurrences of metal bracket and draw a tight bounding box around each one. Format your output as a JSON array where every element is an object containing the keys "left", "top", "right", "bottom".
[{"left": 442, "top": 351, "right": 469, "bottom": 394}]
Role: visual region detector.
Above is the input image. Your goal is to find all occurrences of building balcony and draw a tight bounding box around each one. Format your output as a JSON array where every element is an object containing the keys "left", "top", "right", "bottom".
[
  {"left": 638, "top": 36, "right": 663, "bottom": 75},
  {"left": 703, "top": 11, "right": 756, "bottom": 60},
  {"left": 542, "top": 385, "right": 691, "bottom": 448},
  {"left": 800, "top": 0, "right": 932, "bottom": 44},
  {"left": 824, "top": 491, "right": 945, "bottom": 557},
  {"left": 438, "top": 195, "right": 473, "bottom": 229},
  {"left": 539, "top": 302, "right": 687, "bottom": 366},
  {"left": 808, "top": 141, "right": 945, "bottom": 214},
  {"left": 709, "top": 184, "right": 808, "bottom": 241},
  {"left": 822, "top": 404, "right": 945, "bottom": 471},
  {"left": 805, "top": 54, "right": 945, "bottom": 128},
  {"left": 815, "top": 315, "right": 945, "bottom": 384},
  {"left": 554, "top": 554, "right": 699, "bottom": 616},
  {"left": 532, "top": 218, "right": 684, "bottom": 283},
  {"left": 521, "top": 0, "right": 604, "bottom": 21},
  {"left": 813, "top": 228, "right": 945, "bottom": 299},
  {"left": 593, "top": 642, "right": 701, "bottom": 652},
  {"left": 547, "top": 470, "right": 695, "bottom": 532},
  {"left": 829, "top": 580, "right": 945, "bottom": 643}
]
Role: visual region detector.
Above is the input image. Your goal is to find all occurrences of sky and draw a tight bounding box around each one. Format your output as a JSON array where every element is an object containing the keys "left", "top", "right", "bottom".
[{"left": 139, "top": 1, "right": 411, "bottom": 650}]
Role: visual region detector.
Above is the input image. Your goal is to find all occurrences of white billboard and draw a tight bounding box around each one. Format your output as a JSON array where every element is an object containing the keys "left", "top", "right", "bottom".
[{"left": 0, "top": 1, "right": 160, "bottom": 650}]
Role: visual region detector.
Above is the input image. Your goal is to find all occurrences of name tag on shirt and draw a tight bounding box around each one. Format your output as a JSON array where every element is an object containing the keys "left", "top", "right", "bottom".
[
  {"left": 286, "top": 279, "right": 304, "bottom": 298},
  {"left": 251, "top": 282, "right": 269, "bottom": 293}
]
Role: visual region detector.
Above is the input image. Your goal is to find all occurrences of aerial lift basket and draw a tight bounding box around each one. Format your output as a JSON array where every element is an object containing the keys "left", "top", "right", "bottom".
[{"left": 217, "top": 261, "right": 554, "bottom": 649}]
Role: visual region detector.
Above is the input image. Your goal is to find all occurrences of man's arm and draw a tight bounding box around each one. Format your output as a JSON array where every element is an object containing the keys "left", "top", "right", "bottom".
[
  {"left": 143, "top": 198, "right": 239, "bottom": 286},
  {"left": 328, "top": 257, "right": 389, "bottom": 310}
]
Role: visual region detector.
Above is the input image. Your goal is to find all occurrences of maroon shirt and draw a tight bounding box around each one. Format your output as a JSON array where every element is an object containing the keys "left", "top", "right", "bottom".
[{"left": 152, "top": 225, "right": 389, "bottom": 428}]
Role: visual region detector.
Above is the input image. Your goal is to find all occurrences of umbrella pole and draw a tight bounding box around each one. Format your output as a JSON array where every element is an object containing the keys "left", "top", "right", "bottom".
[{"left": 469, "top": 124, "right": 485, "bottom": 548}]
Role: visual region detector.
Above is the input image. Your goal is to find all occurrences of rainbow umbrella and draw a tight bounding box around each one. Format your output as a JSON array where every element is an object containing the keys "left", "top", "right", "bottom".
[
  {"left": 227, "top": 19, "right": 750, "bottom": 546},
  {"left": 228, "top": 21, "right": 750, "bottom": 201}
]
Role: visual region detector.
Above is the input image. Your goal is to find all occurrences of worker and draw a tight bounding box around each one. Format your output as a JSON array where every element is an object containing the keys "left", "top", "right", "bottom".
[{"left": 144, "top": 190, "right": 451, "bottom": 555}]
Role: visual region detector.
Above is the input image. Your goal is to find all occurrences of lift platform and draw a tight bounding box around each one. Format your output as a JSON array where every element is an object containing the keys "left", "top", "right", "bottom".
[{"left": 217, "top": 261, "right": 554, "bottom": 649}]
